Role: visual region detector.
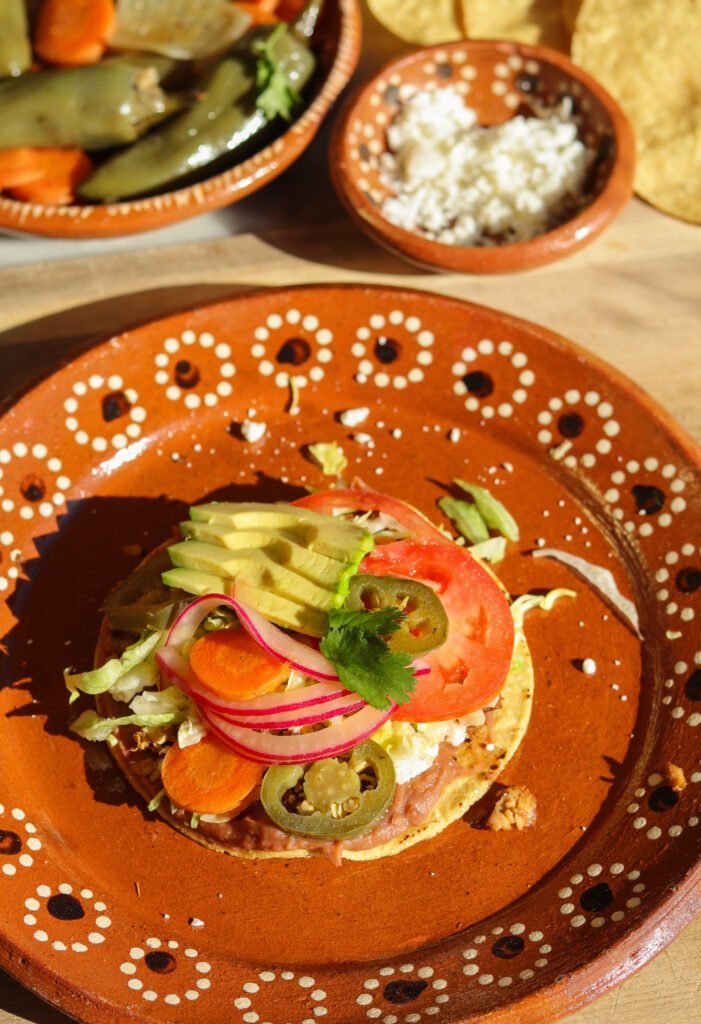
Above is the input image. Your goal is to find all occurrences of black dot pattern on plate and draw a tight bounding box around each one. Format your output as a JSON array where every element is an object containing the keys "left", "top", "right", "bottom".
[
  {"left": 276, "top": 338, "right": 311, "bottom": 366},
  {"left": 47, "top": 894, "right": 85, "bottom": 921},
  {"left": 174, "top": 360, "right": 201, "bottom": 389},
  {"left": 648, "top": 786, "right": 679, "bottom": 812},
  {"left": 436, "top": 62, "right": 453, "bottom": 78},
  {"left": 0, "top": 829, "right": 22, "bottom": 855},
  {"left": 383, "top": 84, "right": 399, "bottom": 104},
  {"left": 374, "top": 336, "right": 402, "bottom": 364},
  {"left": 145, "top": 951, "right": 177, "bottom": 975},
  {"left": 676, "top": 567, "right": 701, "bottom": 593},
  {"left": 462, "top": 370, "right": 494, "bottom": 398},
  {"left": 491, "top": 935, "right": 525, "bottom": 959},
  {"left": 684, "top": 669, "right": 701, "bottom": 701},
  {"left": 383, "top": 980, "right": 428, "bottom": 1004},
  {"left": 515, "top": 72, "right": 538, "bottom": 93},
  {"left": 631, "top": 484, "right": 665, "bottom": 516},
  {"left": 557, "top": 411, "right": 585, "bottom": 438},
  {"left": 358, "top": 143, "right": 370, "bottom": 161},
  {"left": 101, "top": 390, "right": 131, "bottom": 422},
  {"left": 20, "top": 473, "right": 46, "bottom": 502},
  {"left": 579, "top": 883, "right": 614, "bottom": 913}
]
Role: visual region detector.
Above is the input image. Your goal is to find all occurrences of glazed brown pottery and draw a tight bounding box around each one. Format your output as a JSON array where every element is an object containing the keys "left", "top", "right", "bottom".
[
  {"left": 0, "top": 0, "right": 361, "bottom": 240},
  {"left": 329, "top": 41, "right": 636, "bottom": 273},
  {"left": 0, "top": 285, "right": 699, "bottom": 1024}
]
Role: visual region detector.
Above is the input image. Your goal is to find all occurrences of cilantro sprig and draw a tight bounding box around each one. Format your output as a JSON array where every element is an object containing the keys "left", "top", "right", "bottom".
[
  {"left": 253, "top": 25, "right": 302, "bottom": 122},
  {"left": 320, "top": 607, "right": 417, "bottom": 711}
]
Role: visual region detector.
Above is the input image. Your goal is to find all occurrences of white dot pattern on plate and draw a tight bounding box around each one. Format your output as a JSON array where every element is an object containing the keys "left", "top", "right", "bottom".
[
  {"left": 235, "top": 970, "right": 328, "bottom": 1020},
  {"left": 61, "top": 373, "right": 146, "bottom": 453},
  {"left": 249, "top": 308, "right": 333, "bottom": 389},
  {"left": 0, "top": 448, "right": 72, "bottom": 592},
  {"left": 0, "top": 806, "right": 42, "bottom": 877},
  {"left": 605, "top": 460, "right": 688, "bottom": 541},
  {"left": 21, "top": 883, "right": 110, "bottom": 950},
  {"left": 352, "top": 311, "right": 433, "bottom": 390},
  {"left": 451, "top": 340, "right": 533, "bottom": 417},
  {"left": 533, "top": 389, "right": 619, "bottom": 467},
  {"left": 153, "top": 330, "right": 236, "bottom": 409},
  {"left": 119, "top": 941, "right": 211, "bottom": 1004}
]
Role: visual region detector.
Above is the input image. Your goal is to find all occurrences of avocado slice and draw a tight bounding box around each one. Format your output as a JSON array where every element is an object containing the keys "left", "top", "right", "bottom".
[
  {"left": 233, "top": 579, "right": 328, "bottom": 636},
  {"left": 167, "top": 541, "right": 337, "bottom": 611},
  {"left": 189, "top": 501, "right": 373, "bottom": 563},
  {"left": 182, "top": 520, "right": 352, "bottom": 590},
  {"left": 161, "top": 567, "right": 230, "bottom": 597}
]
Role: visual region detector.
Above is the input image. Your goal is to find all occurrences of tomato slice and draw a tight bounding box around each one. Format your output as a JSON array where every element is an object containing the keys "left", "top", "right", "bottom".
[
  {"left": 293, "top": 488, "right": 447, "bottom": 543},
  {"left": 360, "top": 540, "right": 514, "bottom": 722}
]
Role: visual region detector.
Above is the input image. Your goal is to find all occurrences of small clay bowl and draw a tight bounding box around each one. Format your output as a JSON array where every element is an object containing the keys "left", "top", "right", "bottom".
[
  {"left": 329, "top": 40, "right": 636, "bottom": 273},
  {"left": 0, "top": 0, "right": 361, "bottom": 239}
]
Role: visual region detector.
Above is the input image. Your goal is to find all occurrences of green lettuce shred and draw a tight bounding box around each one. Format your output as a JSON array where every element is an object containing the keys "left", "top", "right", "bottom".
[
  {"left": 63, "top": 631, "right": 163, "bottom": 704},
  {"left": 69, "top": 686, "right": 191, "bottom": 745},
  {"left": 468, "top": 536, "right": 508, "bottom": 563},
  {"left": 439, "top": 496, "right": 489, "bottom": 544},
  {"left": 454, "top": 480, "right": 520, "bottom": 542},
  {"left": 147, "top": 789, "right": 166, "bottom": 813},
  {"left": 511, "top": 588, "right": 576, "bottom": 628}
]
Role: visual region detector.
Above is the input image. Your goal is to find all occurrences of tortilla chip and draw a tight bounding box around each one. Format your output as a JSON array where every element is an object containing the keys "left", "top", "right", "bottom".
[
  {"left": 366, "top": 0, "right": 464, "bottom": 46},
  {"left": 96, "top": 618, "right": 533, "bottom": 862},
  {"left": 572, "top": 0, "right": 701, "bottom": 223},
  {"left": 462, "top": 0, "right": 570, "bottom": 51}
]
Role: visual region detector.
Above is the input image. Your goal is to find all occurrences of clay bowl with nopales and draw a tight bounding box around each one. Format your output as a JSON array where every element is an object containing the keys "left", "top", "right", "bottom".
[
  {"left": 0, "top": 0, "right": 360, "bottom": 239},
  {"left": 330, "top": 39, "right": 636, "bottom": 273},
  {"left": 0, "top": 284, "right": 699, "bottom": 1024}
]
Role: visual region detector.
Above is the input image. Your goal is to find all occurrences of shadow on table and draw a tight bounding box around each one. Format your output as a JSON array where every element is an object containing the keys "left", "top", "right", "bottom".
[
  {"left": 0, "top": 972, "right": 71, "bottom": 1024},
  {"left": 0, "top": 282, "right": 258, "bottom": 410}
]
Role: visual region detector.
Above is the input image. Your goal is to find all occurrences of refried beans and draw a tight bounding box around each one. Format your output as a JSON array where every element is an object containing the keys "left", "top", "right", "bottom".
[{"left": 186, "top": 743, "right": 467, "bottom": 864}]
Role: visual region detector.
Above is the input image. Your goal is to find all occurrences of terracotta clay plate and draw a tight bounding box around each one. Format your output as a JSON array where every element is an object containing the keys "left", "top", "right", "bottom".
[{"left": 0, "top": 285, "right": 699, "bottom": 1024}]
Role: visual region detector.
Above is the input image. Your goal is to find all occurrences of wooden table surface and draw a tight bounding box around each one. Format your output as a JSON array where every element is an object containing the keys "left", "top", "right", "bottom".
[{"left": 0, "top": 6, "right": 699, "bottom": 1019}]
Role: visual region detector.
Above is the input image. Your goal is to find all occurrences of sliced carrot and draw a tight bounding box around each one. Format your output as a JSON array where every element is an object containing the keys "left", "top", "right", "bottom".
[
  {"left": 0, "top": 149, "right": 45, "bottom": 190},
  {"left": 35, "top": 0, "right": 115, "bottom": 67},
  {"left": 9, "top": 149, "right": 93, "bottom": 206},
  {"left": 161, "top": 733, "right": 264, "bottom": 815},
  {"left": 234, "top": 0, "right": 280, "bottom": 25},
  {"left": 189, "top": 627, "right": 290, "bottom": 702}
]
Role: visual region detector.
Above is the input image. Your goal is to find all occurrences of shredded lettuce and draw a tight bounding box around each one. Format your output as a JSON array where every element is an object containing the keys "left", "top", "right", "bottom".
[
  {"left": 468, "top": 536, "right": 507, "bottom": 563},
  {"left": 64, "top": 631, "right": 163, "bottom": 704},
  {"left": 148, "top": 789, "right": 166, "bottom": 812},
  {"left": 511, "top": 588, "right": 576, "bottom": 628},
  {"left": 70, "top": 686, "right": 190, "bottom": 745},
  {"left": 439, "top": 496, "right": 489, "bottom": 544},
  {"left": 532, "top": 548, "right": 640, "bottom": 637},
  {"left": 454, "top": 480, "right": 520, "bottom": 542},
  {"left": 109, "top": 659, "right": 159, "bottom": 704},
  {"left": 177, "top": 709, "right": 207, "bottom": 749},
  {"left": 190, "top": 812, "right": 200, "bottom": 829},
  {"left": 308, "top": 441, "right": 348, "bottom": 476}
]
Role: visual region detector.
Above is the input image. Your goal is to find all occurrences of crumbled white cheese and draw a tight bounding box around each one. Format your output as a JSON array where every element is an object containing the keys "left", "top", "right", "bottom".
[
  {"left": 241, "top": 419, "right": 267, "bottom": 443},
  {"left": 380, "top": 88, "right": 592, "bottom": 246},
  {"left": 353, "top": 432, "right": 374, "bottom": 446},
  {"left": 339, "top": 406, "right": 370, "bottom": 428},
  {"left": 391, "top": 428, "right": 402, "bottom": 438},
  {"left": 448, "top": 428, "right": 461, "bottom": 443},
  {"left": 581, "top": 658, "right": 597, "bottom": 675},
  {"left": 188, "top": 917, "right": 205, "bottom": 928}
]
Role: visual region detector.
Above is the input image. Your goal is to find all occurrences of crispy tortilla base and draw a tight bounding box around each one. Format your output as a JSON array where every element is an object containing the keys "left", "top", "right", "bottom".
[{"left": 96, "top": 613, "right": 533, "bottom": 861}]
